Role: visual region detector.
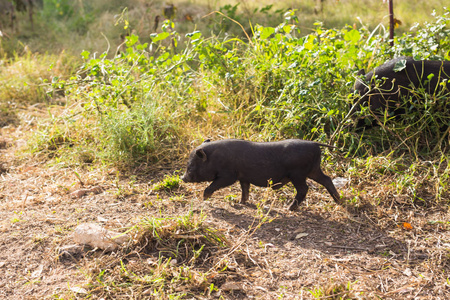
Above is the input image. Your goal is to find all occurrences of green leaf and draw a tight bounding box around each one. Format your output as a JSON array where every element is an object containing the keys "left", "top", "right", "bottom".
[
  {"left": 304, "top": 35, "right": 316, "bottom": 50},
  {"left": 151, "top": 32, "right": 170, "bottom": 43},
  {"left": 81, "top": 50, "right": 90, "bottom": 60},
  {"left": 260, "top": 27, "right": 275, "bottom": 40},
  {"left": 393, "top": 59, "right": 407, "bottom": 72},
  {"left": 283, "top": 25, "right": 292, "bottom": 34},
  {"left": 344, "top": 29, "right": 361, "bottom": 43},
  {"left": 186, "top": 31, "right": 202, "bottom": 40},
  {"left": 126, "top": 34, "right": 139, "bottom": 47}
]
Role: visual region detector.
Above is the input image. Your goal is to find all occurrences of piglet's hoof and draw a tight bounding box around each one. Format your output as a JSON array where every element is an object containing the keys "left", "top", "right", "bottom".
[{"left": 288, "top": 202, "right": 300, "bottom": 211}]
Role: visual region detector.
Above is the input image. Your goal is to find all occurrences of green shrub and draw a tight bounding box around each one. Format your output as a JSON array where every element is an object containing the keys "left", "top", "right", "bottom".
[{"left": 47, "top": 9, "right": 450, "bottom": 167}]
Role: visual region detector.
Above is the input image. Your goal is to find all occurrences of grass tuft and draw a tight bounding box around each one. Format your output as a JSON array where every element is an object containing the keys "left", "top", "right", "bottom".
[
  {"left": 152, "top": 174, "right": 182, "bottom": 191},
  {"left": 81, "top": 211, "right": 230, "bottom": 298}
]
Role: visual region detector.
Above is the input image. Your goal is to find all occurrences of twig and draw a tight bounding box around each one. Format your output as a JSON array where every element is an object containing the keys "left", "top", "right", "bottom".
[
  {"left": 431, "top": 127, "right": 449, "bottom": 153},
  {"left": 263, "top": 258, "right": 274, "bottom": 282},
  {"left": 383, "top": 282, "right": 419, "bottom": 295},
  {"left": 367, "top": 234, "right": 383, "bottom": 242},
  {"left": 329, "top": 94, "right": 365, "bottom": 145},
  {"left": 413, "top": 284, "right": 425, "bottom": 298},
  {"left": 313, "top": 291, "right": 350, "bottom": 299},
  {"left": 406, "top": 240, "right": 411, "bottom": 265},
  {"left": 202, "top": 11, "right": 252, "bottom": 45},
  {"left": 328, "top": 244, "right": 370, "bottom": 251},
  {"left": 378, "top": 275, "right": 386, "bottom": 292},
  {"left": 371, "top": 113, "right": 414, "bottom": 155},
  {"left": 364, "top": 212, "right": 379, "bottom": 227},
  {"left": 245, "top": 245, "right": 258, "bottom": 266}
]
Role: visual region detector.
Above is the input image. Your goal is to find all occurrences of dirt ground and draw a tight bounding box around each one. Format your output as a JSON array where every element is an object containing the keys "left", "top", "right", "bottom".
[{"left": 1, "top": 113, "right": 450, "bottom": 299}]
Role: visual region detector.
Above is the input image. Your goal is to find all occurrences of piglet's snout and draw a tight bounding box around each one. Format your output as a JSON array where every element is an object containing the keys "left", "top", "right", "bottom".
[{"left": 181, "top": 174, "right": 190, "bottom": 182}]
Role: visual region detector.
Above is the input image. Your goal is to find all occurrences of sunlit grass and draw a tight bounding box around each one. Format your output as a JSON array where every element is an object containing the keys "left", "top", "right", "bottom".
[
  {"left": 1, "top": 0, "right": 448, "bottom": 56},
  {"left": 0, "top": 50, "right": 78, "bottom": 105}
]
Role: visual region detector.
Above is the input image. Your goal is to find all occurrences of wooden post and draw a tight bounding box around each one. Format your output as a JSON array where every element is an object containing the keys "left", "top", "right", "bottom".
[{"left": 389, "top": 0, "right": 394, "bottom": 46}]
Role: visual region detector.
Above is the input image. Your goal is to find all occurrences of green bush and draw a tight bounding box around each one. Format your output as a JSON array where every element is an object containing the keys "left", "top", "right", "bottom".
[{"left": 51, "top": 9, "right": 450, "bottom": 167}]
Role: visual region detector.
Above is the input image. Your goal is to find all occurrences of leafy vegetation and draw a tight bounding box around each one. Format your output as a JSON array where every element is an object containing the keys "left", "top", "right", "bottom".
[{"left": 39, "top": 8, "right": 450, "bottom": 167}]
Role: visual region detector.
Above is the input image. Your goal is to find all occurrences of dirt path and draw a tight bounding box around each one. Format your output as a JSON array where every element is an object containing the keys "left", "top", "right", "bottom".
[{"left": 1, "top": 122, "right": 450, "bottom": 299}]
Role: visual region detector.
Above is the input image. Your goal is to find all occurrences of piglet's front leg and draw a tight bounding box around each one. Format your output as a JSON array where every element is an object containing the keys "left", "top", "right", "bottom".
[{"left": 203, "top": 175, "right": 237, "bottom": 199}]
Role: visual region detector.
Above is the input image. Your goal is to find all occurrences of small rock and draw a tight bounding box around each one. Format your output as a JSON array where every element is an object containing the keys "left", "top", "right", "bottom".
[
  {"left": 70, "top": 190, "right": 86, "bottom": 199},
  {"left": 97, "top": 216, "right": 108, "bottom": 223},
  {"left": 295, "top": 233, "right": 309, "bottom": 239},
  {"left": 70, "top": 186, "right": 103, "bottom": 199},
  {"left": 31, "top": 264, "right": 44, "bottom": 278},
  {"left": 73, "top": 223, "right": 130, "bottom": 251},
  {"left": 70, "top": 287, "right": 88, "bottom": 294},
  {"left": 403, "top": 268, "right": 412, "bottom": 276},
  {"left": 169, "top": 259, "right": 178, "bottom": 266}
]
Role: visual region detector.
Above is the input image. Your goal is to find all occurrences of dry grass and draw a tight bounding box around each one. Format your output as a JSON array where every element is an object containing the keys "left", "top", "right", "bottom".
[{"left": 1, "top": 0, "right": 448, "bottom": 56}]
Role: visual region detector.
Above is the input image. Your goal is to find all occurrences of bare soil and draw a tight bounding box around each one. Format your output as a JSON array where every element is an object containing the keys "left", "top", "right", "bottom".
[{"left": 1, "top": 112, "right": 450, "bottom": 299}]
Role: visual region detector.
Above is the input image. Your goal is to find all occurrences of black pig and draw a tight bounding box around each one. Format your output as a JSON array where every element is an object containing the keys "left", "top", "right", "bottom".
[
  {"left": 353, "top": 56, "right": 450, "bottom": 119},
  {"left": 182, "top": 139, "right": 341, "bottom": 211}
]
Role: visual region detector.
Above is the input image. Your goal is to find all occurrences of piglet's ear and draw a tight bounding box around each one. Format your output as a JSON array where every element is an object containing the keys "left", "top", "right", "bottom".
[
  {"left": 357, "top": 69, "right": 365, "bottom": 76},
  {"left": 196, "top": 149, "right": 207, "bottom": 162}
]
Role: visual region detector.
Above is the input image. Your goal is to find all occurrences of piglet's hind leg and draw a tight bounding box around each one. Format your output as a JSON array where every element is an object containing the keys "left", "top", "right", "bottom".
[
  {"left": 289, "top": 177, "right": 308, "bottom": 211},
  {"left": 239, "top": 181, "right": 250, "bottom": 204}
]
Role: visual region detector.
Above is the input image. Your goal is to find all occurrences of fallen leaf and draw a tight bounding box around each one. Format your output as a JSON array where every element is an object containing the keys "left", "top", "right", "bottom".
[
  {"left": 403, "top": 222, "right": 413, "bottom": 230},
  {"left": 332, "top": 177, "right": 349, "bottom": 188}
]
